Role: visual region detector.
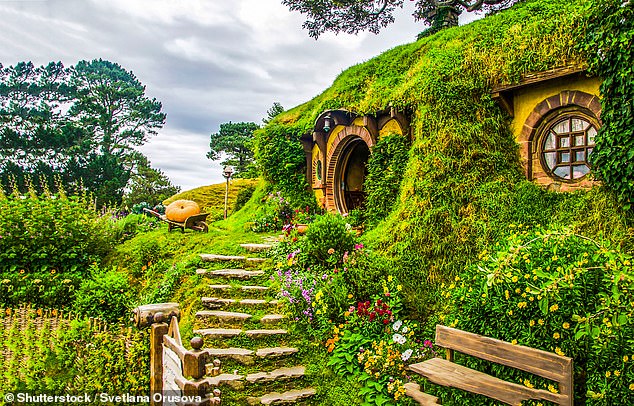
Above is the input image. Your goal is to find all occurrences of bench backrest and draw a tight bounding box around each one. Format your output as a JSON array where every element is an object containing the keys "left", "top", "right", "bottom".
[{"left": 436, "top": 325, "right": 573, "bottom": 404}]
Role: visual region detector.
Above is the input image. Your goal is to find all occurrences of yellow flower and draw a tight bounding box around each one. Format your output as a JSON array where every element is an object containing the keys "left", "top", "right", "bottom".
[
  {"left": 555, "top": 347, "right": 565, "bottom": 356},
  {"left": 538, "top": 319, "right": 545, "bottom": 325},
  {"left": 517, "top": 302, "right": 527, "bottom": 309},
  {"left": 515, "top": 288, "right": 521, "bottom": 294},
  {"left": 344, "top": 311, "right": 350, "bottom": 317},
  {"left": 563, "top": 322, "right": 570, "bottom": 329},
  {"left": 511, "top": 339, "right": 518, "bottom": 345},
  {"left": 553, "top": 332, "right": 560, "bottom": 339},
  {"left": 548, "top": 384, "right": 558, "bottom": 393},
  {"left": 606, "top": 371, "right": 611, "bottom": 378},
  {"left": 614, "top": 370, "right": 621, "bottom": 377},
  {"left": 397, "top": 284, "right": 402, "bottom": 291},
  {"left": 512, "top": 276, "right": 519, "bottom": 283},
  {"left": 505, "top": 290, "right": 510, "bottom": 300},
  {"left": 624, "top": 355, "right": 629, "bottom": 363},
  {"left": 529, "top": 320, "right": 535, "bottom": 327},
  {"left": 629, "top": 383, "right": 634, "bottom": 391},
  {"left": 508, "top": 310, "right": 513, "bottom": 316},
  {"left": 550, "top": 304, "right": 559, "bottom": 312},
  {"left": 347, "top": 294, "right": 353, "bottom": 299},
  {"left": 388, "top": 275, "right": 393, "bottom": 282},
  {"left": 523, "top": 379, "right": 533, "bottom": 388},
  {"left": 328, "top": 248, "right": 335, "bottom": 254}
]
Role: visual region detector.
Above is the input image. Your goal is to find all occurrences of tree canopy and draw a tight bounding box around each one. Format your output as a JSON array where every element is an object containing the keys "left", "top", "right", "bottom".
[
  {"left": 0, "top": 59, "right": 170, "bottom": 206},
  {"left": 207, "top": 121, "right": 260, "bottom": 178},
  {"left": 281, "top": 0, "right": 520, "bottom": 38}
]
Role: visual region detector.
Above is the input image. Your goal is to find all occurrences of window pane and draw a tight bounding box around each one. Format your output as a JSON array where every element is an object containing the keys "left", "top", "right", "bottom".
[
  {"left": 575, "top": 135, "right": 585, "bottom": 147},
  {"left": 571, "top": 118, "right": 587, "bottom": 132},
  {"left": 559, "top": 136, "right": 570, "bottom": 148},
  {"left": 553, "top": 119, "right": 569, "bottom": 134},
  {"left": 554, "top": 166, "right": 570, "bottom": 179},
  {"left": 588, "top": 127, "right": 597, "bottom": 144},
  {"left": 544, "top": 152, "right": 557, "bottom": 169},
  {"left": 575, "top": 150, "right": 585, "bottom": 162},
  {"left": 560, "top": 152, "right": 570, "bottom": 163},
  {"left": 572, "top": 165, "right": 590, "bottom": 178},
  {"left": 588, "top": 147, "right": 593, "bottom": 156},
  {"left": 544, "top": 132, "right": 556, "bottom": 150}
]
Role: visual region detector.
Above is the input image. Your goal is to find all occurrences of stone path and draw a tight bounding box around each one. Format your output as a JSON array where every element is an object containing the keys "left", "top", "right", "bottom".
[{"left": 193, "top": 243, "right": 315, "bottom": 404}]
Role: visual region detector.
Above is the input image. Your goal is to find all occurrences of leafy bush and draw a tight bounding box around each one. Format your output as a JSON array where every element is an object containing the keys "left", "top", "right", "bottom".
[
  {"left": 364, "top": 134, "right": 409, "bottom": 225},
  {"left": 0, "top": 309, "right": 149, "bottom": 396},
  {"left": 0, "top": 189, "right": 115, "bottom": 307},
  {"left": 73, "top": 265, "right": 134, "bottom": 323},
  {"left": 584, "top": 0, "right": 634, "bottom": 210},
  {"left": 304, "top": 214, "right": 356, "bottom": 265},
  {"left": 233, "top": 185, "right": 256, "bottom": 212},
  {"left": 437, "top": 226, "right": 633, "bottom": 404},
  {"left": 112, "top": 213, "right": 161, "bottom": 242}
]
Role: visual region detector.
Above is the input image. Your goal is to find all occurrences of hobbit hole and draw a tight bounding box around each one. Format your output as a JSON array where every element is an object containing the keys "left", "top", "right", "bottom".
[{"left": 301, "top": 109, "right": 408, "bottom": 214}]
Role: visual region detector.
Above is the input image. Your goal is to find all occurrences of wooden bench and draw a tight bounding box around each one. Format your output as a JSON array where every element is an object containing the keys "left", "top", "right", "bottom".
[{"left": 408, "top": 325, "right": 573, "bottom": 406}]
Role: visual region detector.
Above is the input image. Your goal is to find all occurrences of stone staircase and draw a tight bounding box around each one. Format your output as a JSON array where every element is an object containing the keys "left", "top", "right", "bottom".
[{"left": 193, "top": 243, "right": 316, "bottom": 405}]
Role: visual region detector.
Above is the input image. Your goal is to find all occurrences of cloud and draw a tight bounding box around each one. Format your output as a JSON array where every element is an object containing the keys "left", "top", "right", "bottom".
[{"left": 0, "top": 0, "right": 479, "bottom": 190}]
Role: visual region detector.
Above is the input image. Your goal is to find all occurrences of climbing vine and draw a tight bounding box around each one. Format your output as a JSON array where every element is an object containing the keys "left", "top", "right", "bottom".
[{"left": 584, "top": 0, "right": 634, "bottom": 210}]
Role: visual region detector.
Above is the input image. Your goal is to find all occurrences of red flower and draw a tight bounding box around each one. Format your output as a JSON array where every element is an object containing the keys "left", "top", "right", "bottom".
[{"left": 383, "top": 319, "right": 389, "bottom": 325}]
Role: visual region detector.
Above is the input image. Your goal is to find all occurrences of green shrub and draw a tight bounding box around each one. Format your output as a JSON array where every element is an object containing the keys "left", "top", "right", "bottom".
[
  {"left": 584, "top": 0, "right": 634, "bottom": 210},
  {"left": 73, "top": 265, "right": 134, "bottom": 323},
  {"left": 0, "top": 190, "right": 115, "bottom": 307},
  {"left": 233, "top": 185, "right": 256, "bottom": 212},
  {"left": 304, "top": 214, "right": 356, "bottom": 265},
  {"left": 0, "top": 310, "right": 149, "bottom": 396},
  {"left": 364, "top": 134, "right": 409, "bottom": 225},
  {"left": 112, "top": 213, "right": 161, "bottom": 242},
  {"left": 437, "top": 226, "right": 633, "bottom": 405}
]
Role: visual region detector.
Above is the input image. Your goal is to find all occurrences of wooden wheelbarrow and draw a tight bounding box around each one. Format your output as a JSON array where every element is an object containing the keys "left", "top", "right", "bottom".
[{"left": 143, "top": 208, "right": 209, "bottom": 233}]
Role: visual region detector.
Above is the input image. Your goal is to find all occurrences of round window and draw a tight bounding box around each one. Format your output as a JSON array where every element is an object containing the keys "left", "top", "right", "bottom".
[{"left": 540, "top": 114, "right": 598, "bottom": 182}]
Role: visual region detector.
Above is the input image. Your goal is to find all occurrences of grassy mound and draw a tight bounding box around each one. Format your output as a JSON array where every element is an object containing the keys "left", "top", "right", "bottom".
[
  {"left": 164, "top": 178, "right": 258, "bottom": 220},
  {"left": 255, "top": 0, "right": 632, "bottom": 320}
]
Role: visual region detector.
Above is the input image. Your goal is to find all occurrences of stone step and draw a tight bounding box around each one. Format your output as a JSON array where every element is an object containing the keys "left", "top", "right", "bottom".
[
  {"left": 202, "top": 346, "right": 299, "bottom": 367},
  {"left": 244, "top": 329, "right": 288, "bottom": 338},
  {"left": 201, "top": 254, "right": 247, "bottom": 262},
  {"left": 202, "top": 297, "right": 280, "bottom": 309},
  {"left": 209, "top": 284, "right": 232, "bottom": 291},
  {"left": 242, "top": 285, "right": 270, "bottom": 292},
  {"left": 255, "top": 346, "right": 299, "bottom": 359},
  {"left": 206, "top": 373, "right": 244, "bottom": 389},
  {"left": 260, "top": 314, "right": 287, "bottom": 325},
  {"left": 195, "top": 328, "right": 288, "bottom": 339},
  {"left": 248, "top": 388, "right": 317, "bottom": 405},
  {"left": 195, "top": 328, "right": 243, "bottom": 338},
  {"left": 403, "top": 382, "right": 441, "bottom": 405},
  {"left": 246, "top": 365, "right": 305, "bottom": 384},
  {"left": 197, "top": 268, "right": 265, "bottom": 280},
  {"left": 196, "top": 310, "right": 252, "bottom": 324},
  {"left": 240, "top": 243, "right": 273, "bottom": 253},
  {"left": 202, "top": 297, "right": 236, "bottom": 308},
  {"left": 200, "top": 254, "right": 268, "bottom": 264},
  {"left": 205, "top": 347, "right": 255, "bottom": 366}
]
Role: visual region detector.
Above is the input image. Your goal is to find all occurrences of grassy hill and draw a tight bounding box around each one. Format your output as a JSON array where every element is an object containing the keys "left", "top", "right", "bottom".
[
  {"left": 255, "top": 0, "right": 631, "bottom": 317},
  {"left": 164, "top": 178, "right": 259, "bottom": 221}
]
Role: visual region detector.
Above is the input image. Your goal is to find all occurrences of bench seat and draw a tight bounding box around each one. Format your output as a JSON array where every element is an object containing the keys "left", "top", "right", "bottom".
[{"left": 409, "top": 357, "right": 565, "bottom": 406}]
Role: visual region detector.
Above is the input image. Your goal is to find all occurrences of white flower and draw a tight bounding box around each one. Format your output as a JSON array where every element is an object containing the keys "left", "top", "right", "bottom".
[
  {"left": 401, "top": 326, "right": 409, "bottom": 334},
  {"left": 392, "top": 333, "right": 406, "bottom": 345},
  {"left": 401, "top": 349, "right": 413, "bottom": 361},
  {"left": 392, "top": 320, "right": 403, "bottom": 331}
]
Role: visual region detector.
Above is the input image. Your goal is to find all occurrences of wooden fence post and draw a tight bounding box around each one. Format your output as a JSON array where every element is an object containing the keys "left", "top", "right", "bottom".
[{"left": 150, "top": 312, "right": 169, "bottom": 406}]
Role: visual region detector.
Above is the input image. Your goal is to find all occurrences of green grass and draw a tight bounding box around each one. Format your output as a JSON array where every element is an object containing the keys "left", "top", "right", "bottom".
[{"left": 164, "top": 178, "right": 259, "bottom": 221}]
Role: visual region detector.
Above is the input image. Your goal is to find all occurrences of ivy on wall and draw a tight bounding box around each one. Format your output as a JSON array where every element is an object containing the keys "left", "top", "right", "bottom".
[
  {"left": 584, "top": 0, "right": 634, "bottom": 210},
  {"left": 364, "top": 134, "right": 409, "bottom": 225}
]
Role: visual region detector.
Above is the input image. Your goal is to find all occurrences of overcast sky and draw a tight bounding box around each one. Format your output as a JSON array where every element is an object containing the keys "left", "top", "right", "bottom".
[{"left": 0, "top": 0, "right": 476, "bottom": 190}]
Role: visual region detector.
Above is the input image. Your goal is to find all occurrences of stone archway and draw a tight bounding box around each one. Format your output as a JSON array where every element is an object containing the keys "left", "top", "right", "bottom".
[{"left": 325, "top": 125, "right": 375, "bottom": 214}]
